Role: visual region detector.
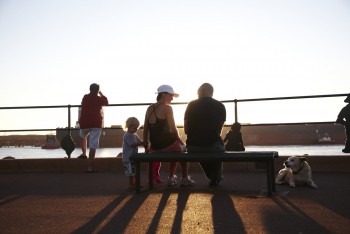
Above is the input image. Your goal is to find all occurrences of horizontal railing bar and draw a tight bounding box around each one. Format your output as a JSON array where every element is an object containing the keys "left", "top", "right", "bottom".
[
  {"left": 108, "top": 102, "right": 188, "bottom": 106},
  {"left": 0, "top": 102, "right": 189, "bottom": 110},
  {"left": 0, "top": 129, "right": 62, "bottom": 132},
  {"left": 1, "top": 93, "right": 347, "bottom": 110},
  {"left": 221, "top": 93, "right": 348, "bottom": 103},
  {"left": 239, "top": 121, "right": 336, "bottom": 127},
  {"left": 0, "top": 105, "right": 76, "bottom": 110}
]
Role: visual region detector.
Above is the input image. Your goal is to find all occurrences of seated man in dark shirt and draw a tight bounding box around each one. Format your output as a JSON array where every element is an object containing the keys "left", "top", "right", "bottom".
[{"left": 184, "top": 83, "right": 226, "bottom": 186}]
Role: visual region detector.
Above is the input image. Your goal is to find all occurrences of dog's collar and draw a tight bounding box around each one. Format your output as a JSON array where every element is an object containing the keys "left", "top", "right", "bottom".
[{"left": 293, "top": 162, "right": 304, "bottom": 174}]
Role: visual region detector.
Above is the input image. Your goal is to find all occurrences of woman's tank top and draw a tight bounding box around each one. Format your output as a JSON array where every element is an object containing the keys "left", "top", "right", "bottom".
[{"left": 148, "top": 104, "right": 176, "bottom": 150}]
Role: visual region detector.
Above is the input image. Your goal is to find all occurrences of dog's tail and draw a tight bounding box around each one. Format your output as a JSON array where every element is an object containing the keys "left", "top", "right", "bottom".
[{"left": 275, "top": 170, "right": 288, "bottom": 184}]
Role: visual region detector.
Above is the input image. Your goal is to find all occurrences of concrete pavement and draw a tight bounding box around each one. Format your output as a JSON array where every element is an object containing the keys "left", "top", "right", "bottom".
[{"left": 0, "top": 164, "right": 349, "bottom": 233}]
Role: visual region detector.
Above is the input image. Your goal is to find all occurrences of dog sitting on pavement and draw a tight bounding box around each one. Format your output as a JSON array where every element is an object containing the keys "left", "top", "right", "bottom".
[{"left": 275, "top": 155, "right": 318, "bottom": 189}]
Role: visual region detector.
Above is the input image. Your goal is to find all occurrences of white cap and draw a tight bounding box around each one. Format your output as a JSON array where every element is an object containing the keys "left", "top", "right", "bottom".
[{"left": 156, "top": 85, "right": 179, "bottom": 97}]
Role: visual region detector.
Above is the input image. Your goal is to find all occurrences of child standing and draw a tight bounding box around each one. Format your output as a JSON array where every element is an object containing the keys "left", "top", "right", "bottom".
[
  {"left": 224, "top": 122, "right": 245, "bottom": 151},
  {"left": 122, "top": 117, "right": 147, "bottom": 189}
]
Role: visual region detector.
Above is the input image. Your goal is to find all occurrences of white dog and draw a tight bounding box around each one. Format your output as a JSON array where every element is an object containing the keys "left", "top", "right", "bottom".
[{"left": 275, "top": 156, "right": 318, "bottom": 189}]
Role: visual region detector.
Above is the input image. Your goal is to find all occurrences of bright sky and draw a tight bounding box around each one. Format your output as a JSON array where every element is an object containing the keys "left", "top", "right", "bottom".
[{"left": 1, "top": 0, "right": 350, "bottom": 132}]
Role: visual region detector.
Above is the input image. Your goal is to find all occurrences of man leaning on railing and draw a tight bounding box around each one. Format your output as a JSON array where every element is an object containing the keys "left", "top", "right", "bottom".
[
  {"left": 336, "top": 93, "right": 350, "bottom": 153},
  {"left": 78, "top": 83, "right": 109, "bottom": 172}
]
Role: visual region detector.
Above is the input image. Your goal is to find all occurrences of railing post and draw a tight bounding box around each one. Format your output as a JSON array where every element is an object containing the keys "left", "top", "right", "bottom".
[
  {"left": 68, "top": 105, "right": 71, "bottom": 133},
  {"left": 234, "top": 99, "right": 238, "bottom": 123}
]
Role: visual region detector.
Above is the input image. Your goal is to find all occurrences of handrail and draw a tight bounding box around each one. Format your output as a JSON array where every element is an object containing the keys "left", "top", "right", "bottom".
[
  {"left": 0, "top": 93, "right": 347, "bottom": 133},
  {"left": 221, "top": 93, "right": 347, "bottom": 103},
  {"left": 0, "top": 93, "right": 346, "bottom": 109},
  {"left": 0, "top": 105, "right": 73, "bottom": 110}
]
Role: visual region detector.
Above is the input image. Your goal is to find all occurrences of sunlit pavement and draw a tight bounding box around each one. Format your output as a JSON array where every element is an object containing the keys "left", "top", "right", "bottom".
[{"left": 0, "top": 171, "right": 349, "bottom": 234}]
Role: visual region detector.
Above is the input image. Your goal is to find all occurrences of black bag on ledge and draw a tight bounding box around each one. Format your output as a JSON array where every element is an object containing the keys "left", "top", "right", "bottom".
[{"left": 60, "top": 133, "right": 75, "bottom": 158}]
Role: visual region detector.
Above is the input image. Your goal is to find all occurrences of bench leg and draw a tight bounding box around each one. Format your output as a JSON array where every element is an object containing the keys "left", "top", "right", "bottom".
[
  {"left": 135, "top": 162, "right": 141, "bottom": 193},
  {"left": 271, "top": 159, "right": 276, "bottom": 192},
  {"left": 266, "top": 160, "right": 272, "bottom": 196},
  {"left": 149, "top": 162, "right": 154, "bottom": 189}
]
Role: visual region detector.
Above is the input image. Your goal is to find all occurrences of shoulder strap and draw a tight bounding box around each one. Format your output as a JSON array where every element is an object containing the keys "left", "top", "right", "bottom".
[{"left": 147, "top": 104, "right": 160, "bottom": 122}]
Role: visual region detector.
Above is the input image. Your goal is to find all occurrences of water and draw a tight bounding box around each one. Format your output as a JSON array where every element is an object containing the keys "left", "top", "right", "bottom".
[
  {"left": 0, "top": 147, "right": 124, "bottom": 159},
  {"left": 0, "top": 145, "right": 347, "bottom": 159}
]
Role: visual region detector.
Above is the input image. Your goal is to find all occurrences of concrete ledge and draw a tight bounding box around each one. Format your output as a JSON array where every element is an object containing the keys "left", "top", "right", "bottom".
[
  {"left": 1, "top": 156, "right": 350, "bottom": 173},
  {"left": 0, "top": 158, "right": 122, "bottom": 173}
]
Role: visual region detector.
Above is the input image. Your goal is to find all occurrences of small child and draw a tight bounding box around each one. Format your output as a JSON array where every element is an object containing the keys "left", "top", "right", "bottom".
[
  {"left": 224, "top": 122, "right": 245, "bottom": 151},
  {"left": 122, "top": 117, "right": 147, "bottom": 189}
]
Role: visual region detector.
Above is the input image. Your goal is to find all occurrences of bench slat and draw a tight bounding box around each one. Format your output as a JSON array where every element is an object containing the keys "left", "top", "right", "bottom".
[{"left": 130, "top": 151, "right": 278, "bottom": 162}]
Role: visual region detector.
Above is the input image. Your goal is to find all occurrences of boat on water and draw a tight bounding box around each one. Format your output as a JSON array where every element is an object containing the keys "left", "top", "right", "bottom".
[
  {"left": 41, "top": 135, "right": 60, "bottom": 149},
  {"left": 318, "top": 133, "right": 336, "bottom": 144}
]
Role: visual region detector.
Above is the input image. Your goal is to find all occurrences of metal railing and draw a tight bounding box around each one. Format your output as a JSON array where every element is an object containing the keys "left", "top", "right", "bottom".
[{"left": 0, "top": 93, "right": 348, "bottom": 133}]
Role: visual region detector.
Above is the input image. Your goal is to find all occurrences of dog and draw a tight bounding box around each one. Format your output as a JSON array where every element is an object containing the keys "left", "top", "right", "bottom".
[{"left": 275, "top": 156, "right": 318, "bottom": 189}]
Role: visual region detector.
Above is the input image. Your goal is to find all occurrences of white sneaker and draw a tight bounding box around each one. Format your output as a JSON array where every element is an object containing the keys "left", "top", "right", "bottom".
[
  {"left": 167, "top": 175, "right": 178, "bottom": 186},
  {"left": 180, "top": 176, "right": 195, "bottom": 187}
]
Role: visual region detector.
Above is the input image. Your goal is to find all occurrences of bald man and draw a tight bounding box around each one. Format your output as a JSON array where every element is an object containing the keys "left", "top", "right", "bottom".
[{"left": 184, "top": 83, "right": 226, "bottom": 186}]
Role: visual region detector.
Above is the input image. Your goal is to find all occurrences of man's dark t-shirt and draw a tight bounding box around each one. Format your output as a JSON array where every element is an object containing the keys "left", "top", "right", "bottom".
[{"left": 185, "top": 97, "right": 226, "bottom": 147}]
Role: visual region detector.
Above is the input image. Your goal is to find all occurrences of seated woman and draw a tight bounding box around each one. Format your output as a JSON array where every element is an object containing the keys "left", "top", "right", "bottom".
[{"left": 143, "top": 84, "right": 195, "bottom": 187}]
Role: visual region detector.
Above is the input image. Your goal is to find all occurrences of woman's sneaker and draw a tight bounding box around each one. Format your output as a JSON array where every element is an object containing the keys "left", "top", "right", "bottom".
[
  {"left": 180, "top": 176, "right": 195, "bottom": 187},
  {"left": 167, "top": 175, "right": 178, "bottom": 186}
]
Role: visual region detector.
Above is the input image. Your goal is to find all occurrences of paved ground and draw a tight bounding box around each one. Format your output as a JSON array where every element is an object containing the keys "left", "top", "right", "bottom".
[{"left": 0, "top": 170, "right": 349, "bottom": 234}]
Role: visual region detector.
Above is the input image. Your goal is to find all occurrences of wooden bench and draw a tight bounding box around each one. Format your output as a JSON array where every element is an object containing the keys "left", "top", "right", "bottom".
[{"left": 130, "top": 151, "right": 279, "bottom": 196}]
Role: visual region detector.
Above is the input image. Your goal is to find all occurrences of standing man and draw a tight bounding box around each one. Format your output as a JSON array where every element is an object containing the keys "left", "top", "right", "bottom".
[
  {"left": 184, "top": 83, "right": 226, "bottom": 186},
  {"left": 336, "top": 93, "right": 350, "bottom": 153},
  {"left": 78, "top": 83, "right": 109, "bottom": 172}
]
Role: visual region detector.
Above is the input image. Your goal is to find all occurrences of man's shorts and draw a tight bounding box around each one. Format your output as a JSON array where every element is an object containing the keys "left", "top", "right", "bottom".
[
  {"left": 79, "top": 128, "right": 102, "bottom": 149},
  {"left": 123, "top": 162, "right": 136, "bottom": 176}
]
